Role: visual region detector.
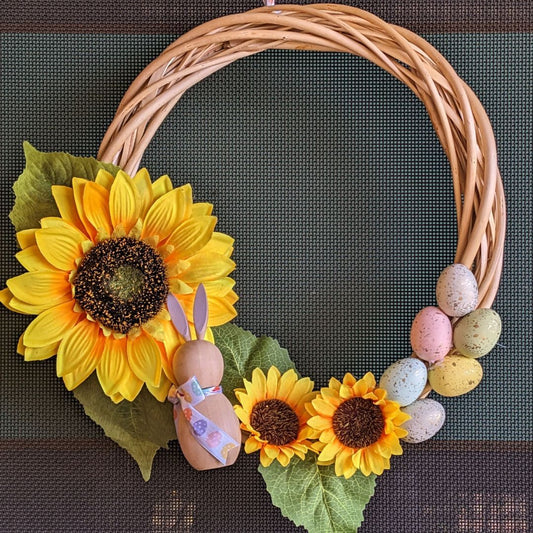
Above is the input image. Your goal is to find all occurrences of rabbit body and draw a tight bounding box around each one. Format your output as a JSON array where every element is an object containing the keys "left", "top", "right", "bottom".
[{"left": 173, "top": 340, "right": 241, "bottom": 470}]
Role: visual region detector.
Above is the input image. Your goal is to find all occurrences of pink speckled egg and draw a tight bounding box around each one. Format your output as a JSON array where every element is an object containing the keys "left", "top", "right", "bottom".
[{"left": 410, "top": 306, "right": 453, "bottom": 363}]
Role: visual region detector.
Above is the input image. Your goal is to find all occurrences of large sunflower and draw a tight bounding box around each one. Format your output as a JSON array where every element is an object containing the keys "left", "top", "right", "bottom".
[
  {"left": 234, "top": 367, "right": 316, "bottom": 467},
  {"left": 0, "top": 169, "right": 237, "bottom": 403},
  {"left": 306, "top": 372, "right": 409, "bottom": 478}
]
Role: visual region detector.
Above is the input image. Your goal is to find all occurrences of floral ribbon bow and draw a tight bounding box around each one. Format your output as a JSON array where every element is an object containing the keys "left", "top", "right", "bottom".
[{"left": 168, "top": 376, "right": 239, "bottom": 464}]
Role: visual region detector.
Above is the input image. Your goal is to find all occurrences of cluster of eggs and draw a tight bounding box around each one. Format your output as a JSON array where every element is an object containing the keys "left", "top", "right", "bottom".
[{"left": 379, "top": 264, "right": 502, "bottom": 443}]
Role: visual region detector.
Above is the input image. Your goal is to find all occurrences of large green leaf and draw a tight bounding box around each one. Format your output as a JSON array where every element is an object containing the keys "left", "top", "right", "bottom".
[
  {"left": 10, "top": 142, "right": 119, "bottom": 231},
  {"left": 73, "top": 374, "right": 176, "bottom": 481},
  {"left": 259, "top": 456, "right": 376, "bottom": 533},
  {"left": 212, "top": 323, "right": 296, "bottom": 405}
]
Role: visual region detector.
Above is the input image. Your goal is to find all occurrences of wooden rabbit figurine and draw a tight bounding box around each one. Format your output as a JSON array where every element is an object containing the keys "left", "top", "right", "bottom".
[{"left": 167, "top": 284, "right": 241, "bottom": 470}]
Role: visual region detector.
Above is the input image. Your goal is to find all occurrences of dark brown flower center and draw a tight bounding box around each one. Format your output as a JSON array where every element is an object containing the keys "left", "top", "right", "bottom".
[
  {"left": 73, "top": 237, "right": 168, "bottom": 334},
  {"left": 250, "top": 399, "right": 300, "bottom": 446},
  {"left": 332, "top": 397, "right": 384, "bottom": 448}
]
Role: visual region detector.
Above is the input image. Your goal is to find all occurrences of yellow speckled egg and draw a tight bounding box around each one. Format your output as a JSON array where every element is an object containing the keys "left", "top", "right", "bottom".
[
  {"left": 453, "top": 308, "right": 502, "bottom": 358},
  {"left": 428, "top": 352, "right": 483, "bottom": 397}
]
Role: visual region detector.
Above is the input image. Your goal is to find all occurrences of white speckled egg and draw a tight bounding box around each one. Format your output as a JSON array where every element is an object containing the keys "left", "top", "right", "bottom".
[
  {"left": 436, "top": 263, "right": 478, "bottom": 317},
  {"left": 401, "top": 398, "right": 446, "bottom": 443},
  {"left": 454, "top": 308, "right": 502, "bottom": 358},
  {"left": 379, "top": 358, "right": 428, "bottom": 406},
  {"left": 410, "top": 306, "right": 453, "bottom": 363},
  {"left": 428, "top": 352, "right": 483, "bottom": 396}
]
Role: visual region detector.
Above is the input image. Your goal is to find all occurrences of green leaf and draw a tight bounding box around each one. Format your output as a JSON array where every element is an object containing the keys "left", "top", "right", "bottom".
[
  {"left": 259, "top": 456, "right": 376, "bottom": 533},
  {"left": 213, "top": 323, "right": 296, "bottom": 405},
  {"left": 73, "top": 373, "right": 176, "bottom": 481},
  {"left": 10, "top": 141, "right": 120, "bottom": 231}
]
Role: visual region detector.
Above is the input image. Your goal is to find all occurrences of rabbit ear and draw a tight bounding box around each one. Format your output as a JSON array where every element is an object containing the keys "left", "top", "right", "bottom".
[
  {"left": 193, "top": 284, "right": 209, "bottom": 341},
  {"left": 167, "top": 293, "right": 191, "bottom": 341}
]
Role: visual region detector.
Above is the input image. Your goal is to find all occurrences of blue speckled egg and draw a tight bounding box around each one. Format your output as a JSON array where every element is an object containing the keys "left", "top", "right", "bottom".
[
  {"left": 378, "top": 357, "right": 428, "bottom": 406},
  {"left": 401, "top": 398, "right": 446, "bottom": 443}
]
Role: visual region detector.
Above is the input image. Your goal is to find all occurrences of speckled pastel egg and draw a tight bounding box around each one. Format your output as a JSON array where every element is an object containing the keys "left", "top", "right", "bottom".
[
  {"left": 401, "top": 398, "right": 446, "bottom": 443},
  {"left": 454, "top": 308, "right": 502, "bottom": 358},
  {"left": 428, "top": 352, "right": 483, "bottom": 397},
  {"left": 410, "top": 306, "right": 453, "bottom": 363},
  {"left": 379, "top": 358, "right": 428, "bottom": 406},
  {"left": 436, "top": 263, "right": 478, "bottom": 317}
]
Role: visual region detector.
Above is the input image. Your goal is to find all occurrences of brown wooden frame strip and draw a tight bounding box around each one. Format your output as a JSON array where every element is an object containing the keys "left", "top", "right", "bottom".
[{"left": 1, "top": 0, "right": 532, "bottom": 33}]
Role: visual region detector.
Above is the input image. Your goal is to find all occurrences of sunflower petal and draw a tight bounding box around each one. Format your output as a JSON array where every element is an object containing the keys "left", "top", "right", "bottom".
[
  {"left": 117, "top": 370, "right": 144, "bottom": 402},
  {"left": 15, "top": 245, "right": 57, "bottom": 272},
  {"left": 259, "top": 450, "right": 274, "bottom": 467},
  {"left": 200, "top": 232, "right": 234, "bottom": 257},
  {"left": 244, "top": 437, "right": 262, "bottom": 454},
  {"left": 337, "top": 448, "right": 357, "bottom": 478},
  {"left": 109, "top": 170, "right": 141, "bottom": 233},
  {"left": 277, "top": 450, "right": 290, "bottom": 466},
  {"left": 23, "top": 300, "right": 80, "bottom": 347},
  {"left": 164, "top": 259, "right": 190, "bottom": 278},
  {"left": 56, "top": 319, "right": 102, "bottom": 377},
  {"left": 51, "top": 185, "right": 85, "bottom": 231},
  {"left": 95, "top": 169, "right": 115, "bottom": 190},
  {"left": 141, "top": 184, "right": 192, "bottom": 241},
  {"left": 24, "top": 342, "right": 60, "bottom": 361},
  {"left": 141, "top": 317, "right": 167, "bottom": 343},
  {"left": 96, "top": 337, "right": 128, "bottom": 396},
  {"left": 266, "top": 366, "right": 281, "bottom": 398},
  {"left": 8, "top": 298, "right": 56, "bottom": 315},
  {"left": 127, "top": 331, "right": 162, "bottom": 387},
  {"left": 307, "top": 415, "right": 331, "bottom": 431},
  {"left": 62, "top": 348, "right": 101, "bottom": 391},
  {"left": 7, "top": 271, "right": 71, "bottom": 306},
  {"left": 361, "top": 372, "right": 377, "bottom": 389},
  {"left": 365, "top": 449, "right": 386, "bottom": 475},
  {"left": 201, "top": 278, "right": 236, "bottom": 297},
  {"left": 277, "top": 369, "right": 299, "bottom": 401},
  {"left": 166, "top": 216, "right": 217, "bottom": 259},
  {"left": 83, "top": 181, "right": 112, "bottom": 235},
  {"left": 151, "top": 174, "right": 173, "bottom": 199},
  {"left": 286, "top": 377, "right": 314, "bottom": 408},
  {"left": 264, "top": 444, "right": 280, "bottom": 459},
  {"left": 109, "top": 392, "right": 125, "bottom": 404},
  {"left": 71, "top": 178, "right": 97, "bottom": 239},
  {"left": 234, "top": 405, "right": 251, "bottom": 426},
  {"left": 179, "top": 252, "right": 235, "bottom": 283},
  {"left": 147, "top": 374, "right": 172, "bottom": 402},
  {"left": 191, "top": 203, "right": 213, "bottom": 216},
  {"left": 132, "top": 168, "right": 154, "bottom": 219},
  {"left": 250, "top": 368, "right": 267, "bottom": 402},
  {"left": 318, "top": 440, "right": 342, "bottom": 462},
  {"left": 16, "top": 229, "right": 37, "bottom": 249},
  {"left": 36, "top": 225, "right": 85, "bottom": 271},
  {"left": 168, "top": 278, "right": 194, "bottom": 295},
  {"left": 0, "top": 288, "right": 15, "bottom": 311},
  {"left": 312, "top": 398, "right": 337, "bottom": 418}
]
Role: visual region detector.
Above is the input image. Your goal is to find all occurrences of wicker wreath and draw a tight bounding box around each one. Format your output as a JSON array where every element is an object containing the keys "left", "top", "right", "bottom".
[{"left": 98, "top": 3, "right": 506, "bottom": 309}]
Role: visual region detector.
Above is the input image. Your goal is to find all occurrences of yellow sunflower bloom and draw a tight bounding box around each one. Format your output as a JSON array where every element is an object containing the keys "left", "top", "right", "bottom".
[
  {"left": 306, "top": 372, "right": 410, "bottom": 478},
  {"left": 234, "top": 367, "right": 316, "bottom": 467},
  {"left": 0, "top": 169, "right": 237, "bottom": 403}
]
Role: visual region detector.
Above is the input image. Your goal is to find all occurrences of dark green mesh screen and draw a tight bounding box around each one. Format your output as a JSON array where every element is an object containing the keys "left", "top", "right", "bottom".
[{"left": 0, "top": 11, "right": 531, "bottom": 533}]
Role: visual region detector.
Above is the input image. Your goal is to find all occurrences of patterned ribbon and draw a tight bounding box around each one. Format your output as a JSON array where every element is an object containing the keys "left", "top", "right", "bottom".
[{"left": 168, "top": 376, "right": 239, "bottom": 465}]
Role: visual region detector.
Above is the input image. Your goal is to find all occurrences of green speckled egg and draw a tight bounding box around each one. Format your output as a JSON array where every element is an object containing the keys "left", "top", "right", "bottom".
[
  {"left": 453, "top": 308, "right": 502, "bottom": 358},
  {"left": 428, "top": 353, "right": 483, "bottom": 397}
]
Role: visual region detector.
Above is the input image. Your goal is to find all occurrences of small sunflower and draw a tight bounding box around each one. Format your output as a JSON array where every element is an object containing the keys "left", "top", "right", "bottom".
[
  {"left": 234, "top": 367, "right": 316, "bottom": 467},
  {"left": 306, "top": 372, "right": 410, "bottom": 478},
  {"left": 1, "top": 169, "right": 237, "bottom": 403}
]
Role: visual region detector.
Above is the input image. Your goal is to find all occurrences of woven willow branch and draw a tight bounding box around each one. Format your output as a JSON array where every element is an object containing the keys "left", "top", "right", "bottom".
[{"left": 98, "top": 4, "right": 506, "bottom": 307}]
